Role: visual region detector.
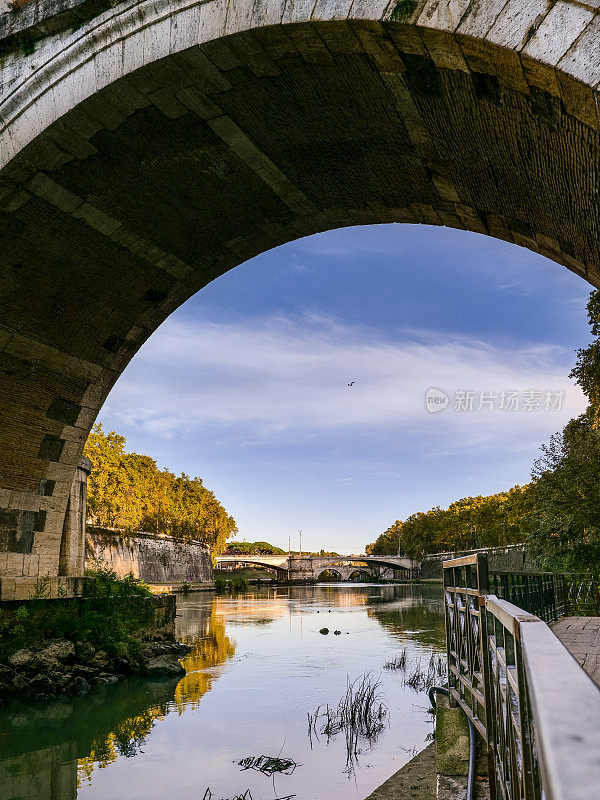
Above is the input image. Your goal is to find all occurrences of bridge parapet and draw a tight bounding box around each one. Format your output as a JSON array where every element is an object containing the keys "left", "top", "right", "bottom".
[{"left": 215, "top": 553, "right": 417, "bottom": 582}]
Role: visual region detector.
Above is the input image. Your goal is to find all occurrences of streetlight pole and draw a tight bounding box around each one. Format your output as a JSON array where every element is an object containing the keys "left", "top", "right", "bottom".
[{"left": 299, "top": 529, "right": 302, "bottom": 557}]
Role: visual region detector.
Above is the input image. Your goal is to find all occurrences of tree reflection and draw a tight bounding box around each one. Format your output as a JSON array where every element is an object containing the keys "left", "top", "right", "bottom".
[
  {"left": 366, "top": 586, "right": 446, "bottom": 650},
  {"left": 174, "top": 605, "right": 236, "bottom": 711},
  {"left": 0, "top": 597, "right": 235, "bottom": 798}
]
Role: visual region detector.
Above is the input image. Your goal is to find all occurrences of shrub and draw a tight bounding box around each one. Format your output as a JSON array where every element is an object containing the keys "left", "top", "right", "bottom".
[{"left": 0, "top": 568, "right": 155, "bottom": 662}]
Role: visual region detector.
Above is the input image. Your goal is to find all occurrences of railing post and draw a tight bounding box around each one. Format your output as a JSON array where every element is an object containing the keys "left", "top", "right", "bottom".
[
  {"left": 443, "top": 560, "right": 458, "bottom": 708},
  {"left": 477, "top": 555, "right": 497, "bottom": 800}
]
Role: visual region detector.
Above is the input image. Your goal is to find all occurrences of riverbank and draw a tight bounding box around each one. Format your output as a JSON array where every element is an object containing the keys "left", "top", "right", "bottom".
[
  {"left": 0, "top": 637, "right": 189, "bottom": 703},
  {"left": 0, "top": 573, "right": 188, "bottom": 704}
]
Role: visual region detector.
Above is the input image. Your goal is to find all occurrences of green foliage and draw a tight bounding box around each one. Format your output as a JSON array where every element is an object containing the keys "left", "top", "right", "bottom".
[
  {"left": 367, "top": 486, "right": 535, "bottom": 559},
  {"left": 224, "top": 541, "right": 285, "bottom": 555},
  {"left": 527, "top": 291, "right": 600, "bottom": 572},
  {"left": 0, "top": 569, "right": 155, "bottom": 661},
  {"left": 528, "top": 415, "right": 600, "bottom": 572},
  {"left": 570, "top": 290, "right": 600, "bottom": 426},
  {"left": 367, "top": 522, "right": 402, "bottom": 555},
  {"left": 390, "top": 0, "right": 417, "bottom": 22},
  {"left": 213, "top": 575, "right": 248, "bottom": 593},
  {"left": 84, "top": 423, "right": 237, "bottom": 556}
]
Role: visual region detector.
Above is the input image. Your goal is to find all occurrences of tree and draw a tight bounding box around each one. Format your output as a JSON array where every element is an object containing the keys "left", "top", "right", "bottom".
[
  {"left": 570, "top": 290, "right": 600, "bottom": 425},
  {"left": 366, "top": 488, "right": 534, "bottom": 559},
  {"left": 529, "top": 415, "right": 600, "bottom": 571},
  {"left": 225, "top": 541, "right": 286, "bottom": 555},
  {"left": 367, "top": 521, "right": 402, "bottom": 555},
  {"left": 84, "top": 424, "right": 237, "bottom": 556}
]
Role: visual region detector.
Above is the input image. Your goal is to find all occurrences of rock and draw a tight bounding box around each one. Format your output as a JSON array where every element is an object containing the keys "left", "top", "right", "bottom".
[
  {"left": 75, "top": 641, "right": 96, "bottom": 662},
  {"left": 12, "top": 674, "right": 30, "bottom": 692},
  {"left": 8, "top": 649, "right": 36, "bottom": 670},
  {"left": 145, "top": 655, "right": 186, "bottom": 678},
  {"left": 40, "top": 640, "right": 75, "bottom": 663},
  {"left": 96, "top": 674, "right": 119, "bottom": 685},
  {"left": 47, "top": 671, "right": 70, "bottom": 690},
  {"left": 72, "top": 665, "right": 98, "bottom": 679},
  {"left": 89, "top": 650, "right": 111, "bottom": 670},
  {"left": 29, "top": 674, "right": 56, "bottom": 696},
  {"left": 68, "top": 677, "right": 91, "bottom": 696},
  {"left": 319, "top": 628, "right": 329, "bottom": 635},
  {"left": 113, "top": 657, "right": 134, "bottom": 674}
]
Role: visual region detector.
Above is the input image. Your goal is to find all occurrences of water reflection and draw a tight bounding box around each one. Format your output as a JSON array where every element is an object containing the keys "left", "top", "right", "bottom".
[
  {"left": 367, "top": 585, "right": 446, "bottom": 649},
  {"left": 0, "top": 602, "right": 236, "bottom": 800},
  {"left": 0, "top": 584, "right": 444, "bottom": 800},
  {"left": 175, "top": 606, "right": 236, "bottom": 712}
]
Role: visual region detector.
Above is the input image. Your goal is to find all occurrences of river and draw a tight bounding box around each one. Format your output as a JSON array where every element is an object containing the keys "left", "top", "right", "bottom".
[{"left": 0, "top": 583, "right": 444, "bottom": 800}]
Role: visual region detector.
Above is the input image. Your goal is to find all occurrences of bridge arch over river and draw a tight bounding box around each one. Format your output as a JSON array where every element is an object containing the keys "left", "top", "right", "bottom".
[
  {"left": 217, "top": 553, "right": 422, "bottom": 581},
  {"left": 1, "top": 0, "right": 600, "bottom": 597}
]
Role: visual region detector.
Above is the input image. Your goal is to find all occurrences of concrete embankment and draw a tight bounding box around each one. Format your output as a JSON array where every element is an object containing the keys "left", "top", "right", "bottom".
[
  {"left": 364, "top": 743, "right": 436, "bottom": 800},
  {"left": 86, "top": 527, "right": 214, "bottom": 589}
]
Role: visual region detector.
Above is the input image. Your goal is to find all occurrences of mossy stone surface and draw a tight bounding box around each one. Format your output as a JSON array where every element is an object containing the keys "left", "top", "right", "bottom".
[{"left": 435, "top": 696, "right": 470, "bottom": 776}]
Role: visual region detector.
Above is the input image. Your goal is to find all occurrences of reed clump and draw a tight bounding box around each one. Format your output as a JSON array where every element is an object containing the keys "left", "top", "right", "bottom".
[
  {"left": 307, "top": 671, "right": 388, "bottom": 771},
  {"left": 403, "top": 653, "right": 446, "bottom": 692},
  {"left": 383, "top": 648, "right": 407, "bottom": 670}
]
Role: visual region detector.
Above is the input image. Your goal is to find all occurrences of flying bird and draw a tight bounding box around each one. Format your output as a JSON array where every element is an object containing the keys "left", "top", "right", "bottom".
[{"left": 347, "top": 381, "right": 355, "bottom": 386}]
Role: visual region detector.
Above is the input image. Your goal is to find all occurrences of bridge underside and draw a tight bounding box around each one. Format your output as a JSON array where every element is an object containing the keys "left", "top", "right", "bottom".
[{"left": 1, "top": 5, "right": 599, "bottom": 597}]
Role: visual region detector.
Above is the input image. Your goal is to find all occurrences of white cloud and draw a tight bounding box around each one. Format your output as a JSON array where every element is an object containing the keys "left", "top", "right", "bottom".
[{"left": 102, "top": 313, "right": 586, "bottom": 457}]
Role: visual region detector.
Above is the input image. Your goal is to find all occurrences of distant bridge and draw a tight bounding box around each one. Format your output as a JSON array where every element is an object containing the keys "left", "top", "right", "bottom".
[{"left": 215, "top": 554, "right": 417, "bottom": 582}]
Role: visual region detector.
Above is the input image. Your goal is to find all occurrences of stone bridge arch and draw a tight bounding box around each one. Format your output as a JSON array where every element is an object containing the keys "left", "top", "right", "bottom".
[
  {"left": 1, "top": 0, "right": 599, "bottom": 597},
  {"left": 214, "top": 555, "right": 288, "bottom": 577},
  {"left": 316, "top": 567, "right": 344, "bottom": 581}
]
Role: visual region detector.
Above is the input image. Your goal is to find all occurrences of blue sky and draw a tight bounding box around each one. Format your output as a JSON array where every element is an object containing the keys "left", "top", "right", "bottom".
[{"left": 99, "top": 224, "right": 591, "bottom": 553}]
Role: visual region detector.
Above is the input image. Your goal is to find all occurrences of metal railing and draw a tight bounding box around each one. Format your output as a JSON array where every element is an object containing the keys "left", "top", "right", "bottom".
[
  {"left": 443, "top": 554, "right": 600, "bottom": 800},
  {"left": 488, "top": 570, "right": 600, "bottom": 622}
]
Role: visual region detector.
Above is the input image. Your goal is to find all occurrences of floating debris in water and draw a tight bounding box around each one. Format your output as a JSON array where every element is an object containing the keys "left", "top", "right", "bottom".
[
  {"left": 319, "top": 628, "right": 329, "bottom": 635},
  {"left": 238, "top": 755, "right": 300, "bottom": 776},
  {"left": 202, "top": 790, "right": 253, "bottom": 800},
  {"left": 334, "top": 630, "right": 341, "bottom": 635}
]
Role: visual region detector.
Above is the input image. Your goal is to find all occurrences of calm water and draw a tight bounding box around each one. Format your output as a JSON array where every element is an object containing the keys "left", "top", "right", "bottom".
[{"left": 0, "top": 584, "right": 444, "bottom": 800}]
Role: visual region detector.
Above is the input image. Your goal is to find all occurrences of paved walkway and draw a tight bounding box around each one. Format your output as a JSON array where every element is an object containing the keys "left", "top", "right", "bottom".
[{"left": 551, "top": 617, "right": 600, "bottom": 687}]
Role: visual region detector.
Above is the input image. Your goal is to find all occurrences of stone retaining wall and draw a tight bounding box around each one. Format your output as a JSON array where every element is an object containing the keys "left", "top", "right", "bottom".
[{"left": 85, "top": 527, "right": 213, "bottom": 585}]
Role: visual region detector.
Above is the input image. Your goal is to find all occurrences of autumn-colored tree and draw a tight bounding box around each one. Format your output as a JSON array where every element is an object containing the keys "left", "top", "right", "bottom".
[
  {"left": 84, "top": 424, "right": 237, "bottom": 556},
  {"left": 366, "top": 487, "right": 534, "bottom": 559}
]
